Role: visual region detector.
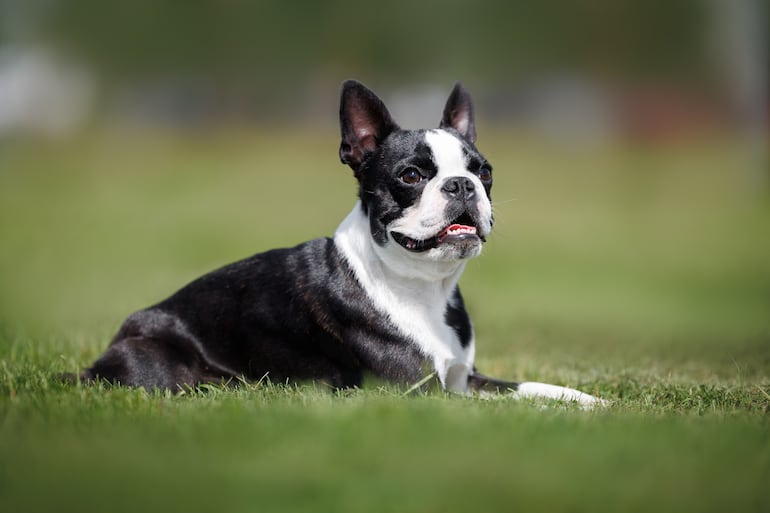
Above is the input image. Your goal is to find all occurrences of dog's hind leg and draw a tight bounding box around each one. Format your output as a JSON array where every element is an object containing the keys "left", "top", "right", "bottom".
[{"left": 82, "top": 336, "right": 231, "bottom": 391}]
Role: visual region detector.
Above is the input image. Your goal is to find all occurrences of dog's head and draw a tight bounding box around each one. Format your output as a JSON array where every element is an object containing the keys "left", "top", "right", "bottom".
[{"left": 339, "top": 80, "right": 493, "bottom": 267}]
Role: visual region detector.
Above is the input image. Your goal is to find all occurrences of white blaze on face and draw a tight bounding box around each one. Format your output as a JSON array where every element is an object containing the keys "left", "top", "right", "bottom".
[
  {"left": 425, "top": 129, "right": 470, "bottom": 180},
  {"left": 423, "top": 129, "right": 492, "bottom": 235}
]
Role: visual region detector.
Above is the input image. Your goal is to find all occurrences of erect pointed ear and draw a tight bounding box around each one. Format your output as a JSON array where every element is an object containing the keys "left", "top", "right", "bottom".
[
  {"left": 439, "top": 81, "right": 476, "bottom": 143},
  {"left": 339, "top": 80, "right": 399, "bottom": 173}
]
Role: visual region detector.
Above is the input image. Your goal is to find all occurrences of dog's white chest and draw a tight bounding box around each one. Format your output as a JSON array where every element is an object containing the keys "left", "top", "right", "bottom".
[
  {"left": 334, "top": 205, "right": 475, "bottom": 391},
  {"left": 373, "top": 279, "right": 475, "bottom": 390}
]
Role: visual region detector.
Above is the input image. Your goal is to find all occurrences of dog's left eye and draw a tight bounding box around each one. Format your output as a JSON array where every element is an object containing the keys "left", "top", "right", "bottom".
[
  {"left": 477, "top": 166, "right": 492, "bottom": 183},
  {"left": 400, "top": 167, "right": 423, "bottom": 185}
]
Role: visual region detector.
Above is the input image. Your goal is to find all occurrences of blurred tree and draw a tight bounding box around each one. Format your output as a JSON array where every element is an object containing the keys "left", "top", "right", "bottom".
[{"left": 36, "top": 0, "right": 712, "bottom": 86}]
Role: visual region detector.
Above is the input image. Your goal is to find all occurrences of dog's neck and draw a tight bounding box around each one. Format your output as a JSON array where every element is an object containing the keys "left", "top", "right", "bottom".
[{"left": 334, "top": 202, "right": 467, "bottom": 295}]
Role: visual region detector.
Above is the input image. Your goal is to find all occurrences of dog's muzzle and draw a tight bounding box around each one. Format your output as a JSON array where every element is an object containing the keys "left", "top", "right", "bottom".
[{"left": 390, "top": 210, "right": 486, "bottom": 253}]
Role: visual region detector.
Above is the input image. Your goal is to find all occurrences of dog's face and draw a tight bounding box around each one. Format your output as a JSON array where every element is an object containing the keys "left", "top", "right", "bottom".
[{"left": 339, "top": 81, "right": 493, "bottom": 266}]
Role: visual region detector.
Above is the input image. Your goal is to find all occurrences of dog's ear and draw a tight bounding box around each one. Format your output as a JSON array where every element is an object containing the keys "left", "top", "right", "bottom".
[
  {"left": 339, "top": 80, "right": 399, "bottom": 173},
  {"left": 440, "top": 82, "right": 476, "bottom": 144}
]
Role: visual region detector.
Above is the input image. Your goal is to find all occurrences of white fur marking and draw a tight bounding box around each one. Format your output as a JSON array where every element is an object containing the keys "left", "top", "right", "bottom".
[
  {"left": 425, "top": 130, "right": 469, "bottom": 180},
  {"left": 424, "top": 129, "right": 492, "bottom": 234},
  {"left": 334, "top": 204, "right": 475, "bottom": 391},
  {"left": 515, "top": 382, "right": 606, "bottom": 408}
]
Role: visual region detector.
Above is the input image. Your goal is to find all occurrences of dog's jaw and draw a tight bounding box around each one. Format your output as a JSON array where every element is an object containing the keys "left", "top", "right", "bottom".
[{"left": 335, "top": 201, "right": 469, "bottom": 290}]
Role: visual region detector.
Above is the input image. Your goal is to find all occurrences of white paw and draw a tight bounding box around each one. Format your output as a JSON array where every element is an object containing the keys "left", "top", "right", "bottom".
[{"left": 514, "top": 382, "right": 607, "bottom": 408}]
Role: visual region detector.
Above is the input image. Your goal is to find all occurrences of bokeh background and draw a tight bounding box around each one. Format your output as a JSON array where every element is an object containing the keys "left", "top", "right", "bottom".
[
  {"left": 0, "top": 0, "right": 768, "bottom": 369},
  {"left": 1, "top": 0, "right": 766, "bottom": 142}
]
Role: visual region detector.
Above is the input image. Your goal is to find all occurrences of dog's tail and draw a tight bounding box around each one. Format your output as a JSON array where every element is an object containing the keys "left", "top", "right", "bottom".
[
  {"left": 57, "top": 368, "right": 97, "bottom": 386},
  {"left": 57, "top": 371, "right": 79, "bottom": 385}
]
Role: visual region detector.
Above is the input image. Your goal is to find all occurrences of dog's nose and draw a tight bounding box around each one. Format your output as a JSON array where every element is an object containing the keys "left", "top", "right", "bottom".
[{"left": 441, "top": 177, "right": 476, "bottom": 201}]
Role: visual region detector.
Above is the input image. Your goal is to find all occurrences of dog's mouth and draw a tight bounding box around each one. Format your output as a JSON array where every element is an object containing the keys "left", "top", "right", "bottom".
[{"left": 391, "top": 213, "right": 486, "bottom": 253}]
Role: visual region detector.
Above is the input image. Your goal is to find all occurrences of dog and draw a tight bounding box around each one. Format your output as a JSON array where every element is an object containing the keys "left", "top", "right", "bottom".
[{"left": 78, "top": 80, "right": 601, "bottom": 405}]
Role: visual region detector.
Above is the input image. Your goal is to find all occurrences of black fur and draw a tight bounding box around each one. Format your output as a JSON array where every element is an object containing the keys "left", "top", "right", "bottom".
[
  {"left": 84, "top": 238, "right": 425, "bottom": 389},
  {"left": 445, "top": 288, "right": 473, "bottom": 349}
]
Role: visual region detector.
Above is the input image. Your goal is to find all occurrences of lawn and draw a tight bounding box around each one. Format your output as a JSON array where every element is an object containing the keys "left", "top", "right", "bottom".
[{"left": 1, "top": 129, "right": 768, "bottom": 513}]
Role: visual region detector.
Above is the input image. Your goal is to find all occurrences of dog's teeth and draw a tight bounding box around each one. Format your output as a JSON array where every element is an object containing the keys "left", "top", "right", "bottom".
[{"left": 447, "top": 224, "right": 477, "bottom": 236}]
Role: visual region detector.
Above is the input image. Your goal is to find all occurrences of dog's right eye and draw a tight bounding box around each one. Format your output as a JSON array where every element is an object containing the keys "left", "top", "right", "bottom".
[{"left": 400, "top": 167, "right": 423, "bottom": 185}]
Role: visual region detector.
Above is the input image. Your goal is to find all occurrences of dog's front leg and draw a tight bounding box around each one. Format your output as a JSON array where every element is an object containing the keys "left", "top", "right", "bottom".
[
  {"left": 444, "top": 363, "right": 476, "bottom": 393},
  {"left": 466, "top": 369, "right": 520, "bottom": 393},
  {"left": 467, "top": 369, "right": 606, "bottom": 407}
]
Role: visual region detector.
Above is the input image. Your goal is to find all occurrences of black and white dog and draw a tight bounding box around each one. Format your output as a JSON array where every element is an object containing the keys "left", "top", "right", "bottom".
[{"left": 80, "top": 80, "right": 600, "bottom": 405}]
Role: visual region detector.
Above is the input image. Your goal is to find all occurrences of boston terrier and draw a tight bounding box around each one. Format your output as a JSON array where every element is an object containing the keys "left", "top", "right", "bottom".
[{"left": 78, "top": 80, "right": 601, "bottom": 405}]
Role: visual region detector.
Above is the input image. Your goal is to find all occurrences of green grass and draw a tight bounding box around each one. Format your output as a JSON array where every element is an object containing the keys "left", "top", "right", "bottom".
[{"left": 1, "top": 129, "right": 769, "bottom": 513}]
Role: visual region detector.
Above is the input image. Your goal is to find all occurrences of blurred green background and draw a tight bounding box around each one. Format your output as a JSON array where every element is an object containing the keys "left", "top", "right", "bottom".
[{"left": 0, "top": 3, "right": 769, "bottom": 513}]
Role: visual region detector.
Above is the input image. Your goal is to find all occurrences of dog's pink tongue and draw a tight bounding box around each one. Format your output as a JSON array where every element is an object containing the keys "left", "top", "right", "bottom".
[{"left": 439, "top": 224, "right": 477, "bottom": 242}]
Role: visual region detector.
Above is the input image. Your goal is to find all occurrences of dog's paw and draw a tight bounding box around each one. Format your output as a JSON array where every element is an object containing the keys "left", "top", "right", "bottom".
[{"left": 514, "top": 382, "right": 607, "bottom": 409}]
